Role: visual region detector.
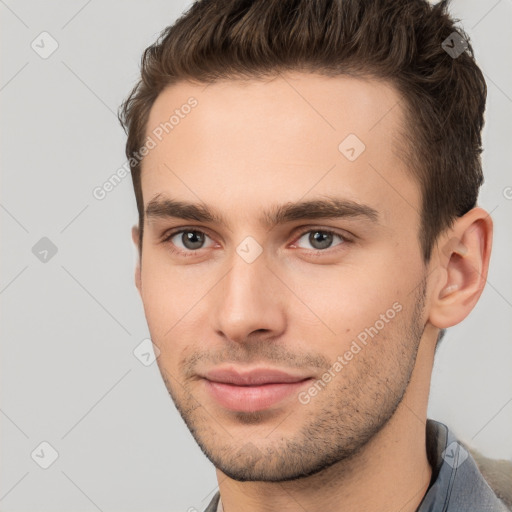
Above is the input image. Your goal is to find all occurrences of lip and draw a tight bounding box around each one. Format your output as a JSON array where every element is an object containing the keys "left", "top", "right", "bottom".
[
  {"left": 203, "top": 367, "right": 311, "bottom": 386},
  {"left": 201, "top": 366, "right": 313, "bottom": 412}
]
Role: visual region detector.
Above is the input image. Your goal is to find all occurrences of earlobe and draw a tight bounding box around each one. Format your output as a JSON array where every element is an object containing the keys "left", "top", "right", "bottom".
[{"left": 429, "top": 208, "right": 492, "bottom": 329}]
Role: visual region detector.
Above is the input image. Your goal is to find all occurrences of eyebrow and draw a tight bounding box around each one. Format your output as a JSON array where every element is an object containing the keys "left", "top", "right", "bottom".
[{"left": 145, "top": 194, "right": 379, "bottom": 230}]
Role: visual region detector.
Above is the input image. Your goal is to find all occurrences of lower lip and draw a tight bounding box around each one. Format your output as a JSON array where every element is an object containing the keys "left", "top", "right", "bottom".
[{"left": 204, "top": 379, "right": 312, "bottom": 412}]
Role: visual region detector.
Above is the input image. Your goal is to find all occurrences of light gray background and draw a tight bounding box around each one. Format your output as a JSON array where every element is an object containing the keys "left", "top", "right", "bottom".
[{"left": 1, "top": 1, "right": 511, "bottom": 511}]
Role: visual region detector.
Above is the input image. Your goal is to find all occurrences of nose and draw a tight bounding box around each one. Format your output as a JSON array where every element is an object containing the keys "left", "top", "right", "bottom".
[{"left": 211, "top": 248, "right": 287, "bottom": 344}]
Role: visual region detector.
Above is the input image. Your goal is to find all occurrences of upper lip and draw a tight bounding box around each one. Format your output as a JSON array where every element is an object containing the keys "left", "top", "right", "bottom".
[{"left": 202, "top": 367, "right": 312, "bottom": 386}]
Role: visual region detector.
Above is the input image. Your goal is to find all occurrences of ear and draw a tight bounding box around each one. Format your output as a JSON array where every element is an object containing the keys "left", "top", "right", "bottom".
[
  {"left": 131, "top": 225, "right": 142, "bottom": 296},
  {"left": 429, "top": 207, "right": 493, "bottom": 329}
]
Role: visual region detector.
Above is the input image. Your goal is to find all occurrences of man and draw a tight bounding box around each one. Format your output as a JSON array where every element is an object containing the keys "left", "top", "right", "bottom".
[{"left": 118, "top": 0, "right": 510, "bottom": 510}]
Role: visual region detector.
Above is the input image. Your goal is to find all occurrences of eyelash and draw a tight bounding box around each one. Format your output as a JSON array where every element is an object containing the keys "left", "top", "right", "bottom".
[{"left": 161, "top": 226, "right": 353, "bottom": 258}]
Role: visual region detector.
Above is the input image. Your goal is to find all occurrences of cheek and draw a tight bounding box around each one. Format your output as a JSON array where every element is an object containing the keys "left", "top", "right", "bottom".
[
  {"left": 288, "top": 260, "right": 421, "bottom": 364},
  {"left": 139, "top": 259, "right": 183, "bottom": 338},
  {"left": 141, "top": 249, "right": 199, "bottom": 308},
  {"left": 139, "top": 253, "right": 217, "bottom": 356},
  {"left": 288, "top": 258, "right": 418, "bottom": 351}
]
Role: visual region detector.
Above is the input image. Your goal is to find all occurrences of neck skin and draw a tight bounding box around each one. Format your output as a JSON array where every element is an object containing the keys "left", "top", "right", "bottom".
[{"left": 215, "top": 329, "right": 436, "bottom": 512}]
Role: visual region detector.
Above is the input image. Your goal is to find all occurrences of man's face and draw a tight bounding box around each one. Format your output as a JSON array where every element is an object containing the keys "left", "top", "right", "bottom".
[{"left": 135, "top": 73, "right": 430, "bottom": 481}]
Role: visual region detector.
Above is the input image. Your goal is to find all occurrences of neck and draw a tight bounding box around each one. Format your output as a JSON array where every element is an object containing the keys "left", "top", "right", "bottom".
[{"left": 216, "top": 334, "right": 436, "bottom": 512}]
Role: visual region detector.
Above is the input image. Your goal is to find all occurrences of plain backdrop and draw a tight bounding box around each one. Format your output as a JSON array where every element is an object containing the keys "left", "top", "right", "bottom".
[{"left": 1, "top": 1, "right": 511, "bottom": 511}]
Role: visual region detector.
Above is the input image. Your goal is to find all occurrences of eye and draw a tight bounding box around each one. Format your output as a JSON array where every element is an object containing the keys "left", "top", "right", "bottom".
[
  {"left": 293, "top": 229, "right": 347, "bottom": 251},
  {"left": 162, "top": 226, "right": 351, "bottom": 258},
  {"left": 163, "top": 229, "right": 216, "bottom": 255}
]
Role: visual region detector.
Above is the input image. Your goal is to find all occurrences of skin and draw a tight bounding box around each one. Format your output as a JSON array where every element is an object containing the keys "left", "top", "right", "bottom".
[{"left": 131, "top": 73, "right": 492, "bottom": 512}]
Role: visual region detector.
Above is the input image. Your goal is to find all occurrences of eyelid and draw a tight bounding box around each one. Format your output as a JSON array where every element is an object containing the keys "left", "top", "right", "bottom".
[{"left": 290, "top": 225, "right": 355, "bottom": 244}]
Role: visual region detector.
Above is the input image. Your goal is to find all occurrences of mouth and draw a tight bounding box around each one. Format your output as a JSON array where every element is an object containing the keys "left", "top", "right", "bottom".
[{"left": 201, "top": 367, "right": 314, "bottom": 412}]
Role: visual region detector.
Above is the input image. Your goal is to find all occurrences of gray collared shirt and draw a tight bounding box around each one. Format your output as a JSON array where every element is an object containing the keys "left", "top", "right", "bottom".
[{"left": 203, "top": 419, "right": 508, "bottom": 511}]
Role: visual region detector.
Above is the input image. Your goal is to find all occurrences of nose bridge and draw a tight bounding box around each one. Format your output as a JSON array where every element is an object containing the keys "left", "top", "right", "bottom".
[{"left": 212, "top": 243, "right": 286, "bottom": 342}]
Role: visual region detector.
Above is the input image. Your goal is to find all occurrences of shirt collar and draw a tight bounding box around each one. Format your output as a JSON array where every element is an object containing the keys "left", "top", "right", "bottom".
[{"left": 417, "top": 419, "right": 508, "bottom": 511}]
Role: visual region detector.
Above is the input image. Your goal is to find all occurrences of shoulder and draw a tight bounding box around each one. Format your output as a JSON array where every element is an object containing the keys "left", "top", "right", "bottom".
[{"left": 465, "top": 444, "right": 512, "bottom": 511}]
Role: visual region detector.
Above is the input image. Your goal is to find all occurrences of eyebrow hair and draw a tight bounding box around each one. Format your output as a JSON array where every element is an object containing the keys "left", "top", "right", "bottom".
[{"left": 145, "top": 194, "right": 379, "bottom": 230}]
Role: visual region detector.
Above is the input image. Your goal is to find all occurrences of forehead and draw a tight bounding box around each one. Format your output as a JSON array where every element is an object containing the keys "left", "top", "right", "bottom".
[{"left": 141, "top": 73, "right": 420, "bottom": 232}]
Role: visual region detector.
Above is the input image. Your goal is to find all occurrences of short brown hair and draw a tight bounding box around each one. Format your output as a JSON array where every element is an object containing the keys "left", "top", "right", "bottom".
[{"left": 118, "top": 0, "right": 486, "bottom": 261}]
